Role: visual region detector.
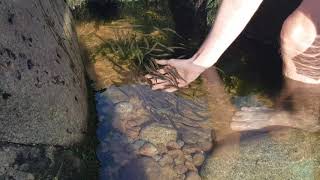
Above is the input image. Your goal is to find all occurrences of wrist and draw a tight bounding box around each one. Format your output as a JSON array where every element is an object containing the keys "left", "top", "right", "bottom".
[{"left": 192, "top": 58, "right": 214, "bottom": 69}]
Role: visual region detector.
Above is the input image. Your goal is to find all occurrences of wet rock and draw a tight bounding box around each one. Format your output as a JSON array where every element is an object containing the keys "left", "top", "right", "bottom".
[
  {"left": 159, "top": 155, "right": 174, "bottom": 167},
  {"left": 174, "top": 153, "right": 186, "bottom": 166},
  {"left": 185, "top": 161, "right": 197, "bottom": 172},
  {"left": 26, "top": 174, "right": 35, "bottom": 180},
  {"left": 114, "top": 102, "right": 134, "bottom": 115},
  {"left": 104, "top": 85, "right": 129, "bottom": 104},
  {"left": 153, "top": 155, "right": 162, "bottom": 162},
  {"left": 132, "top": 140, "right": 145, "bottom": 152},
  {"left": 167, "top": 141, "right": 183, "bottom": 150},
  {"left": 0, "top": 0, "right": 87, "bottom": 146},
  {"left": 138, "top": 143, "right": 158, "bottom": 157},
  {"left": 201, "top": 129, "right": 320, "bottom": 179},
  {"left": 174, "top": 164, "right": 188, "bottom": 175},
  {"left": 177, "top": 140, "right": 185, "bottom": 148},
  {"left": 184, "top": 154, "right": 193, "bottom": 162},
  {"left": 185, "top": 171, "right": 201, "bottom": 180},
  {"left": 140, "top": 123, "right": 178, "bottom": 146},
  {"left": 119, "top": 157, "right": 180, "bottom": 180},
  {"left": 167, "top": 150, "right": 184, "bottom": 159},
  {"left": 157, "top": 143, "right": 168, "bottom": 155},
  {"left": 182, "top": 146, "right": 201, "bottom": 154},
  {"left": 0, "top": 144, "right": 86, "bottom": 179},
  {"left": 96, "top": 85, "right": 215, "bottom": 179},
  {"left": 192, "top": 153, "right": 205, "bottom": 167},
  {"left": 179, "top": 126, "right": 214, "bottom": 152},
  {"left": 126, "top": 128, "right": 140, "bottom": 140}
]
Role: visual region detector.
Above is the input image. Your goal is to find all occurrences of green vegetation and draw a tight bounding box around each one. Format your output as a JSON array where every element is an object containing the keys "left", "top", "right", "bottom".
[
  {"left": 95, "top": 28, "right": 187, "bottom": 76},
  {"left": 206, "top": 0, "right": 221, "bottom": 26}
]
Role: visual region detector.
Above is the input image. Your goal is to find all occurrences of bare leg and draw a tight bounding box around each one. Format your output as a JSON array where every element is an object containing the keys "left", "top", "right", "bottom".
[{"left": 231, "top": 0, "right": 320, "bottom": 132}]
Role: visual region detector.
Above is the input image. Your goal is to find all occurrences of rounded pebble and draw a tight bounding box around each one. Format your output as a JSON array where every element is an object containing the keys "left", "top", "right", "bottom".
[
  {"left": 139, "top": 143, "right": 158, "bottom": 157},
  {"left": 185, "top": 171, "right": 201, "bottom": 180},
  {"left": 192, "top": 153, "right": 205, "bottom": 167},
  {"left": 167, "top": 141, "right": 181, "bottom": 150},
  {"left": 159, "top": 155, "right": 174, "bottom": 167},
  {"left": 174, "top": 164, "right": 188, "bottom": 175}
]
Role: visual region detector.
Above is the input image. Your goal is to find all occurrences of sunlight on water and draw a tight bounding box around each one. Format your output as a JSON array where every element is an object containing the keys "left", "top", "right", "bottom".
[{"left": 200, "top": 67, "right": 320, "bottom": 179}]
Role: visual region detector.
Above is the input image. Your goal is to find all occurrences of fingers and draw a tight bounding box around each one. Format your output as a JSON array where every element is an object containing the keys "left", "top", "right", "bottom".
[
  {"left": 150, "top": 78, "right": 166, "bottom": 85},
  {"left": 164, "top": 87, "right": 178, "bottom": 92},
  {"left": 155, "top": 59, "right": 171, "bottom": 65},
  {"left": 151, "top": 82, "right": 171, "bottom": 90}
]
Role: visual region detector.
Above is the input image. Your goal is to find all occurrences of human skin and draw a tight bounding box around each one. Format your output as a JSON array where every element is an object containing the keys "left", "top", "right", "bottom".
[
  {"left": 231, "top": 0, "right": 320, "bottom": 132},
  {"left": 146, "top": 0, "right": 320, "bottom": 131},
  {"left": 146, "top": 0, "right": 320, "bottom": 89},
  {"left": 145, "top": 0, "right": 264, "bottom": 92}
]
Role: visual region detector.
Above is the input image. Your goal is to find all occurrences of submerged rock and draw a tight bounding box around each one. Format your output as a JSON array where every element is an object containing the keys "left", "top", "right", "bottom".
[
  {"left": 186, "top": 171, "right": 201, "bottom": 180},
  {"left": 201, "top": 128, "right": 320, "bottom": 179},
  {"left": 140, "top": 123, "right": 178, "bottom": 146},
  {"left": 138, "top": 143, "right": 158, "bottom": 157},
  {"left": 96, "top": 85, "right": 215, "bottom": 179}
]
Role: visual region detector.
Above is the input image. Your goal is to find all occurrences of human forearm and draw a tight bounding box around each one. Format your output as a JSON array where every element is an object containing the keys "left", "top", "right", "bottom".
[{"left": 192, "top": 0, "right": 263, "bottom": 68}]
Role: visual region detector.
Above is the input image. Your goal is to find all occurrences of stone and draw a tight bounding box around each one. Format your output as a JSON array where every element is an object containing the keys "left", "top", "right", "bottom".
[
  {"left": 96, "top": 85, "right": 216, "bottom": 179},
  {"left": 201, "top": 129, "right": 320, "bottom": 180},
  {"left": 179, "top": 126, "right": 214, "bottom": 152},
  {"left": 104, "top": 86, "right": 129, "bottom": 103},
  {"left": 174, "top": 154, "right": 186, "bottom": 166},
  {"left": 0, "top": 0, "right": 87, "bottom": 146},
  {"left": 167, "top": 150, "right": 184, "bottom": 159},
  {"left": 140, "top": 123, "right": 178, "bottom": 146},
  {"left": 167, "top": 141, "right": 182, "bottom": 150},
  {"left": 114, "top": 102, "right": 134, "bottom": 115},
  {"left": 119, "top": 157, "right": 180, "bottom": 180},
  {"left": 157, "top": 143, "right": 168, "bottom": 155},
  {"left": 0, "top": 144, "right": 86, "bottom": 179},
  {"left": 177, "top": 140, "right": 185, "bottom": 148},
  {"left": 182, "top": 146, "right": 201, "bottom": 154},
  {"left": 192, "top": 153, "right": 205, "bottom": 167},
  {"left": 132, "top": 140, "right": 145, "bottom": 151},
  {"left": 153, "top": 155, "right": 162, "bottom": 162},
  {"left": 126, "top": 128, "right": 140, "bottom": 140},
  {"left": 26, "top": 174, "right": 35, "bottom": 180},
  {"left": 174, "top": 164, "right": 188, "bottom": 175},
  {"left": 138, "top": 143, "right": 158, "bottom": 157},
  {"left": 185, "top": 171, "right": 201, "bottom": 180},
  {"left": 184, "top": 154, "right": 193, "bottom": 162},
  {"left": 185, "top": 161, "right": 198, "bottom": 172},
  {"left": 159, "top": 155, "right": 174, "bottom": 167}
]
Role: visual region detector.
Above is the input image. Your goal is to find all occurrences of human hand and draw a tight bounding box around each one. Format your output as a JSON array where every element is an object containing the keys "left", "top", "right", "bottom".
[{"left": 145, "top": 58, "right": 207, "bottom": 92}]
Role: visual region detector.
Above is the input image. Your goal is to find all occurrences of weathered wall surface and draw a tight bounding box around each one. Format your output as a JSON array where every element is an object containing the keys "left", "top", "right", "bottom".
[{"left": 0, "top": 0, "right": 88, "bottom": 146}]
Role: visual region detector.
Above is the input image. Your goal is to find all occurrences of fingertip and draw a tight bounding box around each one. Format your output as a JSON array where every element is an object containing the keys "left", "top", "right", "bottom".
[
  {"left": 144, "top": 74, "right": 152, "bottom": 79},
  {"left": 156, "top": 59, "right": 169, "bottom": 65},
  {"left": 164, "top": 87, "right": 178, "bottom": 92}
]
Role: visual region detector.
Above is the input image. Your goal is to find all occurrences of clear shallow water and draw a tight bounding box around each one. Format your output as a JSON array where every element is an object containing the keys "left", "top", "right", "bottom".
[
  {"left": 90, "top": 18, "right": 320, "bottom": 179},
  {"left": 95, "top": 66, "right": 320, "bottom": 180},
  {"left": 200, "top": 67, "right": 320, "bottom": 179}
]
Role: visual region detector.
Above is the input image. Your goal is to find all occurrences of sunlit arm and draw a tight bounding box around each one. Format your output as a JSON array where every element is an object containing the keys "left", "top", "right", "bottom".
[{"left": 192, "top": 0, "right": 264, "bottom": 68}]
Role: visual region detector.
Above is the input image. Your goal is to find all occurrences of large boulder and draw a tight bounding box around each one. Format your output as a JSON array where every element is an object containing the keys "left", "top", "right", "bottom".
[{"left": 0, "top": 0, "right": 88, "bottom": 146}]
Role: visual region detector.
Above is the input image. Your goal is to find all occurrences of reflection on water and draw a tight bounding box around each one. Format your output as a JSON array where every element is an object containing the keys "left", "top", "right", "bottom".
[{"left": 201, "top": 67, "right": 320, "bottom": 179}]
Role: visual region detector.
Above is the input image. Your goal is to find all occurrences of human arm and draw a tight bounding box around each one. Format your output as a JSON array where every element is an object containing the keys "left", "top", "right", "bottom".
[
  {"left": 192, "top": 0, "right": 264, "bottom": 67},
  {"left": 147, "top": 0, "right": 264, "bottom": 91}
]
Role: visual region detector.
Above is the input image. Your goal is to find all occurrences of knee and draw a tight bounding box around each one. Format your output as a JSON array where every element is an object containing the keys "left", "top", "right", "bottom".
[{"left": 280, "top": 11, "right": 317, "bottom": 53}]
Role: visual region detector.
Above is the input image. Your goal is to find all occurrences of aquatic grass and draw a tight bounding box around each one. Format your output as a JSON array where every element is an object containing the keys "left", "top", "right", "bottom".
[{"left": 94, "top": 27, "right": 192, "bottom": 88}]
